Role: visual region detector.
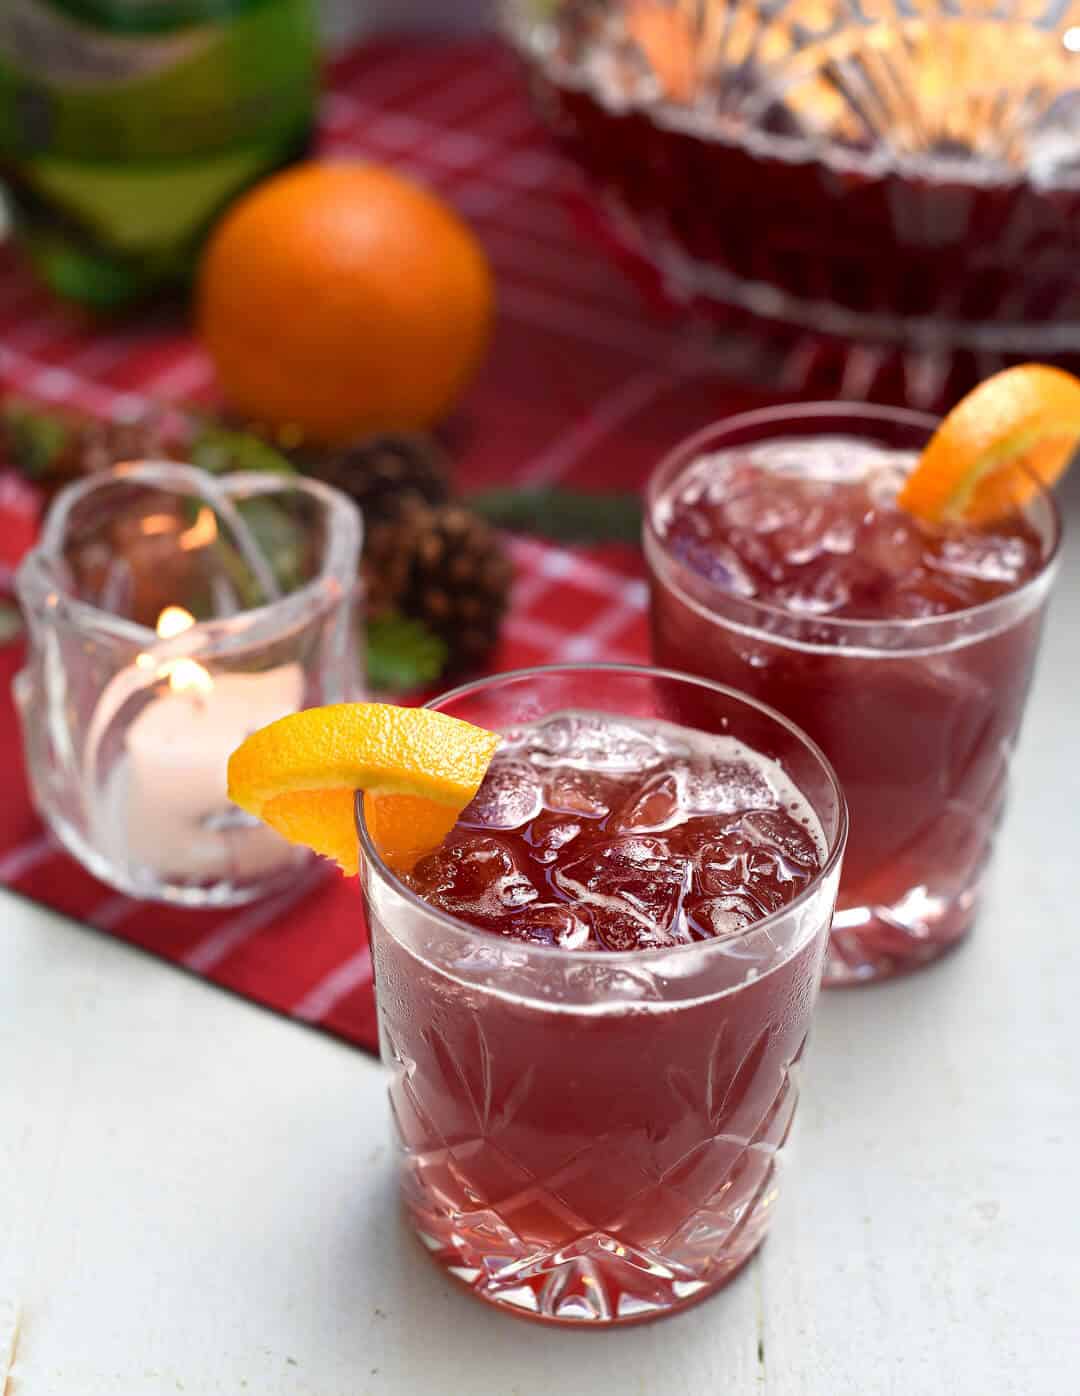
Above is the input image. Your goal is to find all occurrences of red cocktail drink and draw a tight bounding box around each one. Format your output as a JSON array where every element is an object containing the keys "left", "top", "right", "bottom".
[
  {"left": 645, "top": 406, "right": 1060, "bottom": 983},
  {"left": 359, "top": 666, "right": 845, "bottom": 1324}
]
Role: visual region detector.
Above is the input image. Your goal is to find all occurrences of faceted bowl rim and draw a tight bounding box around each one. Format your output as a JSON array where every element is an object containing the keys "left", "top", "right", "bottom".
[{"left": 501, "top": 2, "right": 1080, "bottom": 194}]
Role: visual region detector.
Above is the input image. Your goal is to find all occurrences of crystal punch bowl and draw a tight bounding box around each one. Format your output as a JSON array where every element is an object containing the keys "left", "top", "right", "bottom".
[{"left": 504, "top": 0, "right": 1080, "bottom": 365}]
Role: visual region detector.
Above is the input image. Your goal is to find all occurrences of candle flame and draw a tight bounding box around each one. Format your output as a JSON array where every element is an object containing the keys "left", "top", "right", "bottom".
[
  {"left": 134, "top": 606, "right": 214, "bottom": 697},
  {"left": 179, "top": 507, "right": 218, "bottom": 551},
  {"left": 138, "top": 508, "right": 217, "bottom": 550},
  {"left": 156, "top": 606, "right": 196, "bottom": 639},
  {"left": 163, "top": 656, "right": 214, "bottom": 698}
]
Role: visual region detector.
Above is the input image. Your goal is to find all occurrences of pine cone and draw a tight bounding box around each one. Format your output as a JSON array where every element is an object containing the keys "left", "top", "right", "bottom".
[
  {"left": 1, "top": 399, "right": 172, "bottom": 500},
  {"left": 304, "top": 432, "right": 451, "bottom": 528},
  {"left": 364, "top": 500, "right": 513, "bottom": 671},
  {"left": 79, "top": 413, "right": 172, "bottom": 475}
]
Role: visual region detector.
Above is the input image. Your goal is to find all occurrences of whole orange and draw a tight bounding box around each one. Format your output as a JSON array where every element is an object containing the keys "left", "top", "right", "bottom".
[{"left": 197, "top": 162, "right": 494, "bottom": 442}]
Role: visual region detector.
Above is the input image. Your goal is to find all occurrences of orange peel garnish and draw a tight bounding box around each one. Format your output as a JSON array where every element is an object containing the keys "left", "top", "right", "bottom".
[
  {"left": 898, "top": 364, "right": 1080, "bottom": 525},
  {"left": 227, "top": 703, "right": 500, "bottom": 876}
]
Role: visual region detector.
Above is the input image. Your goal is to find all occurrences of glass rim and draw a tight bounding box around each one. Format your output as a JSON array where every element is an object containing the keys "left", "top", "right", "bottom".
[
  {"left": 644, "top": 400, "right": 1063, "bottom": 647},
  {"left": 356, "top": 661, "right": 848, "bottom": 965},
  {"left": 15, "top": 460, "right": 363, "bottom": 656}
]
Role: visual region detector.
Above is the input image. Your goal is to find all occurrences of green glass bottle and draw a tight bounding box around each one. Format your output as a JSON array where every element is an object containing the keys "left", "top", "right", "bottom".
[{"left": 0, "top": 0, "right": 318, "bottom": 309}]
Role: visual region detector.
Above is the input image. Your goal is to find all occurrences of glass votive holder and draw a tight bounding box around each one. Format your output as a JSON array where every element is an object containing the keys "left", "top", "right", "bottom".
[{"left": 13, "top": 460, "right": 363, "bottom": 907}]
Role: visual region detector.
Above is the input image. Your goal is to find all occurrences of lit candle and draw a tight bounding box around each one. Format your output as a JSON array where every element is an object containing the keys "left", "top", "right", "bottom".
[{"left": 103, "top": 607, "right": 304, "bottom": 885}]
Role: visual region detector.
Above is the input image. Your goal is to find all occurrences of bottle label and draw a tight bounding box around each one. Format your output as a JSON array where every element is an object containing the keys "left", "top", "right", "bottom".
[
  {"left": 0, "top": 3, "right": 210, "bottom": 85},
  {"left": 0, "top": 1, "right": 207, "bottom": 85},
  {"left": 0, "top": 0, "right": 315, "bottom": 160}
]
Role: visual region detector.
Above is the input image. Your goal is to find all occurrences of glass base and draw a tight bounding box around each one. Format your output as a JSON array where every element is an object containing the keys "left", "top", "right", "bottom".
[
  {"left": 390, "top": 1037, "right": 804, "bottom": 1326},
  {"left": 824, "top": 889, "right": 976, "bottom": 986},
  {"left": 44, "top": 804, "right": 317, "bottom": 910},
  {"left": 406, "top": 1198, "right": 766, "bottom": 1327}
]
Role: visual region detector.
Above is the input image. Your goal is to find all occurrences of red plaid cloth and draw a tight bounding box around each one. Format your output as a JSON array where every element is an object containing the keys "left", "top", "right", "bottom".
[{"left": 0, "top": 38, "right": 778, "bottom": 1053}]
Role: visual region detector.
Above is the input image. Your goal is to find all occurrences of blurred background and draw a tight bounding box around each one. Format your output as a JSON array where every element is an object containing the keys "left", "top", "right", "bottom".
[{"left": 321, "top": 1, "right": 491, "bottom": 38}]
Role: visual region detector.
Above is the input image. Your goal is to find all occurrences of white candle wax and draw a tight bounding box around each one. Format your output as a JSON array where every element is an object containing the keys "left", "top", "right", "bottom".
[{"left": 122, "top": 664, "right": 304, "bottom": 884}]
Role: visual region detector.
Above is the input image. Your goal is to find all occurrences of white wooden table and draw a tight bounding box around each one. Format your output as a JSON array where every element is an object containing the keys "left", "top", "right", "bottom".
[{"left": 4, "top": 467, "right": 1079, "bottom": 1394}]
